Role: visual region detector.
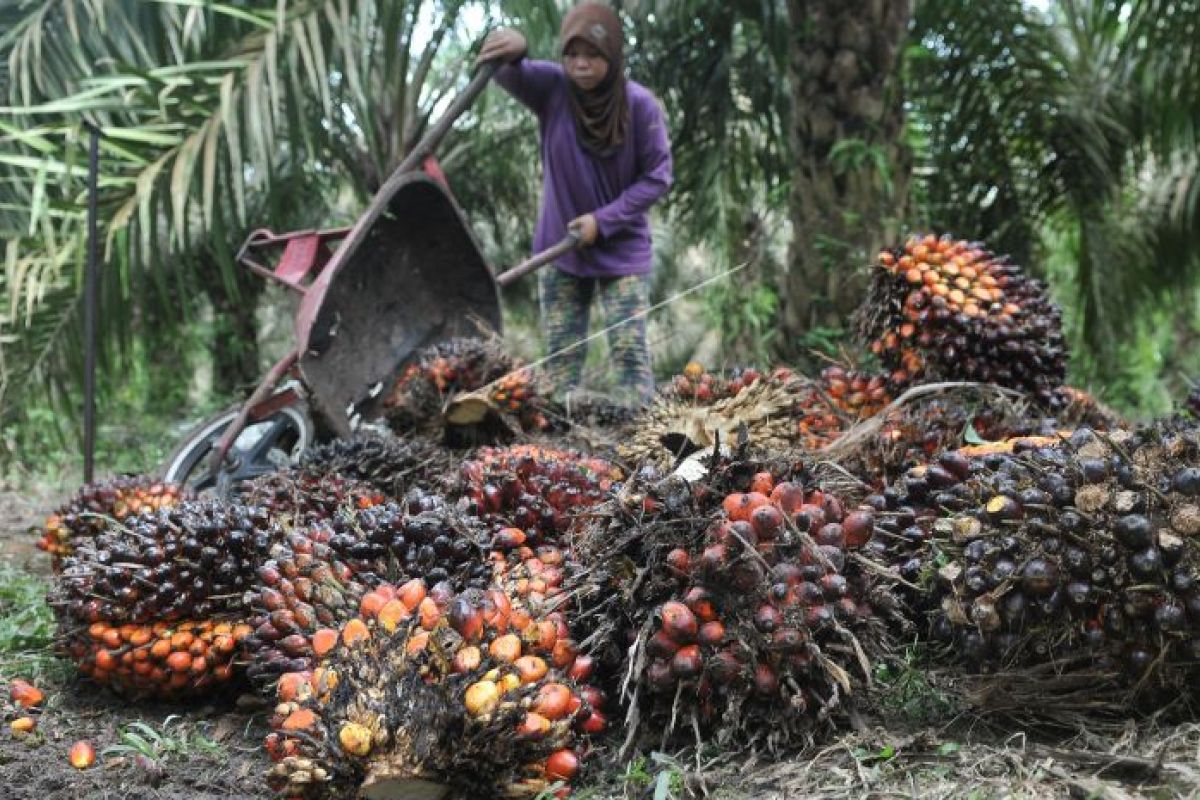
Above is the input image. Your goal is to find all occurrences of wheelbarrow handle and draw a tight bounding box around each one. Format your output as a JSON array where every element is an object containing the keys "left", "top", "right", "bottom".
[{"left": 495, "top": 231, "right": 583, "bottom": 287}]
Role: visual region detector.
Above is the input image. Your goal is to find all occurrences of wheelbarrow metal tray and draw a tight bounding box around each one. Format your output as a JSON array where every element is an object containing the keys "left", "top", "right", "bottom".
[{"left": 296, "top": 173, "right": 502, "bottom": 436}]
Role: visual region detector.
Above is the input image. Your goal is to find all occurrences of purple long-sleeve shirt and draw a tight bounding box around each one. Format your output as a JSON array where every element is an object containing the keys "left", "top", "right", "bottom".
[{"left": 495, "top": 58, "right": 673, "bottom": 278}]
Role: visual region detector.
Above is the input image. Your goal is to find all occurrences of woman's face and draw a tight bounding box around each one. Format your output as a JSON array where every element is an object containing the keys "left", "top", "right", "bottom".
[{"left": 562, "top": 38, "right": 608, "bottom": 91}]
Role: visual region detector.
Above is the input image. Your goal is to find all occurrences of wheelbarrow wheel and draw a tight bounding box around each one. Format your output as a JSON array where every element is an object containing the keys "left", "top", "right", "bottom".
[{"left": 159, "top": 399, "right": 315, "bottom": 492}]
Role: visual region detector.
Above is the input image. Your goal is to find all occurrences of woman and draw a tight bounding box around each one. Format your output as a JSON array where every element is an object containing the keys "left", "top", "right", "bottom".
[{"left": 477, "top": 2, "right": 673, "bottom": 406}]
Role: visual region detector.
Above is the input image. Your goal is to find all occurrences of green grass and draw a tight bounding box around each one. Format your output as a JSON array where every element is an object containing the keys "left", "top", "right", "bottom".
[
  {"left": 101, "top": 715, "right": 227, "bottom": 763},
  {"left": 0, "top": 562, "right": 67, "bottom": 685},
  {"left": 873, "top": 644, "right": 958, "bottom": 724}
]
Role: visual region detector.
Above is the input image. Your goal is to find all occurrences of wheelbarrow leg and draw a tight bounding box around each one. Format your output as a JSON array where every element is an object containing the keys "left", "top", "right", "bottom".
[{"left": 208, "top": 348, "right": 301, "bottom": 484}]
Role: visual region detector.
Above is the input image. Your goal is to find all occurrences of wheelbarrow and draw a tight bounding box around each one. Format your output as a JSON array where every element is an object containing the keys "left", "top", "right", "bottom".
[{"left": 161, "top": 62, "right": 579, "bottom": 492}]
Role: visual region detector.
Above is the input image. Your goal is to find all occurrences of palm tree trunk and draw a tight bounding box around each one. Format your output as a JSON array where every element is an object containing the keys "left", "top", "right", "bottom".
[{"left": 780, "top": 0, "right": 911, "bottom": 357}]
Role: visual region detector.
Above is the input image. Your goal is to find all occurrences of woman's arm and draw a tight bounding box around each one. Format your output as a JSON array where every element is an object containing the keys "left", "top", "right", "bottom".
[
  {"left": 480, "top": 28, "right": 561, "bottom": 116},
  {"left": 593, "top": 93, "right": 674, "bottom": 239},
  {"left": 494, "top": 59, "right": 563, "bottom": 116}
]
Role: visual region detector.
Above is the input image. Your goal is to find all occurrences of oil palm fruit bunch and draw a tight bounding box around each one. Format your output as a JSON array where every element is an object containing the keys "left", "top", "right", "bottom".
[
  {"left": 573, "top": 452, "right": 898, "bottom": 749},
  {"left": 666, "top": 362, "right": 765, "bottom": 404},
  {"left": 60, "top": 618, "right": 253, "bottom": 700},
  {"left": 383, "top": 337, "right": 550, "bottom": 438},
  {"left": 455, "top": 445, "right": 622, "bottom": 546},
  {"left": 621, "top": 370, "right": 800, "bottom": 469},
  {"left": 264, "top": 561, "right": 602, "bottom": 798},
  {"left": 38, "top": 477, "right": 192, "bottom": 569},
  {"left": 298, "top": 431, "right": 449, "bottom": 499},
  {"left": 869, "top": 424, "right": 1200, "bottom": 695},
  {"left": 790, "top": 367, "right": 893, "bottom": 451},
  {"left": 50, "top": 500, "right": 283, "bottom": 697},
  {"left": 857, "top": 233, "right": 1067, "bottom": 406},
  {"left": 243, "top": 499, "right": 494, "bottom": 688}
]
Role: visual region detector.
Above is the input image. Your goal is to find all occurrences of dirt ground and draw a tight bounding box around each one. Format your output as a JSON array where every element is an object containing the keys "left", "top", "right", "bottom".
[{"left": 2, "top": 484, "right": 1199, "bottom": 800}]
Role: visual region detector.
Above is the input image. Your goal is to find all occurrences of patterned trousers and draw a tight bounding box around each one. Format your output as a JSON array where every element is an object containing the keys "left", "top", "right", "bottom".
[{"left": 538, "top": 267, "right": 654, "bottom": 405}]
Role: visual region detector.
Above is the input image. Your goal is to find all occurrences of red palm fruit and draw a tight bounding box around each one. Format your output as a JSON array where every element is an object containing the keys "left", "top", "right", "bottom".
[
  {"left": 842, "top": 511, "right": 875, "bottom": 548},
  {"left": 9, "top": 679, "right": 44, "bottom": 709},
  {"left": 707, "top": 650, "right": 743, "bottom": 684},
  {"left": 770, "top": 482, "right": 806, "bottom": 515},
  {"left": 647, "top": 659, "right": 675, "bottom": 690},
  {"left": 579, "top": 685, "right": 606, "bottom": 711},
  {"left": 646, "top": 630, "right": 680, "bottom": 660},
  {"left": 533, "top": 683, "right": 572, "bottom": 720},
  {"left": 578, "top": 709, "right": 607, "bottom": 734},
  {"left": 671, "top": 645, "right": 703, "bottom": 679},
  {"left": 482, "top": 590, "right": 512, "bottom": 631},
  {"left": 489, "top": 634, "right": 523, "bottom": 663},
  {"left": 529, "top": 620, "right": 559, "bottom": 652},
  {"left": 449, "top": 598, "right": 484, "bottom": 641},
  {"left": 794, "top": 504, "right": 826, "bottom": 532},
  {"left": 753, "top": 663, "right": 779, "bottom": 697},
  {"left": 750, "top": 504, "right": 784, "bottom": 540},
  {"left": 771, "top": 627, "right": 806, "bottom": 653},
  {"left": 660, "top": 602, "right": 698, "bottom": 643},
  {"left": 551, "top": 638, "right": 577, "bottom": 669},
  {"left": 515, "top": 655, "right": 549, "bottom": 684},
  {"left": 698, "top": 621, "right": 725, "bottom": 646},
  {"left": 665, "top": 548, "right": 691, "bottom": 577},
  {"left": 545, "top": 749, "right": 580, "bottom": 781},
  {"left": 568, "top": 654, "right": 594, "bottom": 682},
  {"left": 69, "top": 741, "right": 96, "bottom": 769},
  {"left": 359, "top": 592, "right": 387, "bottom": 618},
  {"left": 684, "top": 587, "right": 719, "bottom": 623},
  {"left": 749, "top": 472, "right": 775, "bottom": 496},
  {"left": 815, "top": 523, "right": 845, "bottom": 548},
  {"left": 398, "top": 579, "right": 427, "bottom": 612},
  {"left": 495, "top": 527, "right": 527, "bottom": 549},
  {"left": 516, "top": 712, "right": 551, "bottom": 739},
  {"left": 699, "top": 543, "right": 729, "bottom": 576},
  {"left": 453, "top": 646, "right": 483, "bottom": 673},
  {"left": 754, "top": 604, "right": 782, "bottom": 633}
]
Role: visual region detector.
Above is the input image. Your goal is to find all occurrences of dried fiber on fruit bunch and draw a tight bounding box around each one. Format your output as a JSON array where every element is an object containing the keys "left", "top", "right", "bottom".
[
  {"left": 299, "top": 431, "right": 451, "bottom": 499},
  {"left": 50, "top": 500, "right": 283, "bottom": 698},
  {"left": 383, "top": 336, "right": 551, "bottom": 444},
  {"left": 265, "top": 550, "right": 602, "bottom": 798},
  {"left": 38, "top": 476, "right": 192, "bottom": 569},
  {"left": 866, "top": 425, "right": 1200, "bottom": 712},
  {"left": 620, "top": 370, "right": 800, "bottom": 469},
  {"left": 819, "top": 384, "right": 1073, "bottom": 487},
  {"left": 570, "top": 450, "right": 903, "bottom": 752},
  {"left": 60, "top": 618, "right": 253, "bottom": 700},
  {"left": 855, "top": 233, "right": 1067, "bottom": 406},
  {"left": 454, "top": 445, "right": 622, "bottom": 546},
  {"left": 1050, "top": 386, "right": 1125, "bottom": 431},
  {"left": 233, "top": 469, "right": 388, "bottom": 527},
  {"left": 243, "top": 497, "right": 494, "bottom": 688}
]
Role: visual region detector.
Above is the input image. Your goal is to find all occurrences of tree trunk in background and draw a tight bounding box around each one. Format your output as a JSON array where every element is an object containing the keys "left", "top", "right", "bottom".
[
  {"left": 781, "top": 0, "right": 911, "bottom": 358},
  {"left": 204, "top": 258, "right": 264, "bottom": 396}
]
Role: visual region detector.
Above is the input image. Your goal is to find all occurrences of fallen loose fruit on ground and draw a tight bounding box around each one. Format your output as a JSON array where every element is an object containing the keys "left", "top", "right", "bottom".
[
  {"left": 69, "top": 740, "right": 96, "bottom": 769},
  {"left": 9, "top": 717, "right": 36, "bottom": 735},
  {"left": 9, "top": 679, "right": 44, "bottom": 708}
]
